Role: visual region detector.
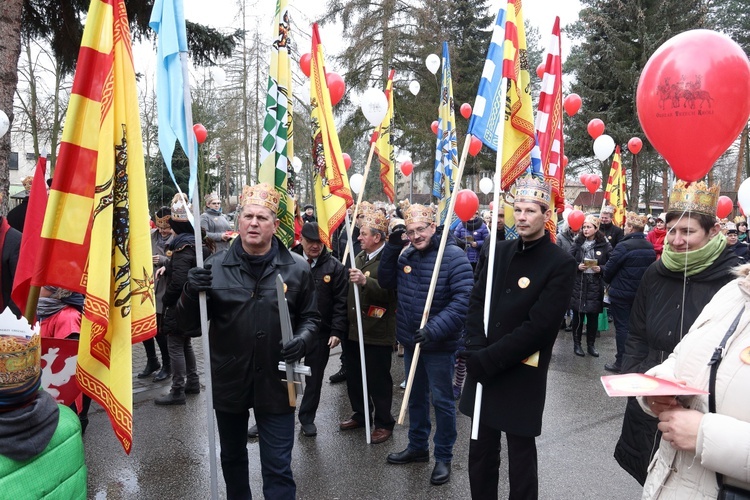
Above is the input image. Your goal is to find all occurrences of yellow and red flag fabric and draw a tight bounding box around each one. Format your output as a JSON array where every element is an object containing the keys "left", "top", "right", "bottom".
[
  {"left": 32, "top": 0, "right": 156, "bottom": 453},
  {"left": 605, "top": 146, "right": 627, "bottom": 226},
  {"left": 310, "top": 23, "right": 353, "bottom": 248},
  {"left": 374, "top": 68, "right": 396, "bottom": 203}
]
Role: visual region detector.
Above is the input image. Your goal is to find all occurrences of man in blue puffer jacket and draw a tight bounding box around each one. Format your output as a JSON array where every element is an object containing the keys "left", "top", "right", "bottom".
[
  {"left": 378, "top": 203, "right": 473, "bottom": 486},
  {"left": 602, "top": 212, "right": 656, "bottom": 373}
]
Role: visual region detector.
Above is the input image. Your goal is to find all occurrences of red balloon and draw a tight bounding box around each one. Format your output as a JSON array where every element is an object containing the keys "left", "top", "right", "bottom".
[
  {"left": 193, "top": 123, "right": 207, "bottom": 144},
  {"left": 563, "top": 94, "right": 582, "bottom": 116},
  {"left": 536, "top": 62, "right": 545, "bottom": 79},
  {"left": 342, "top": 153, "right": 352, "bottom": 170},
  {"left": 431, "top": 120, "right": 439, "bottom": 135},
  {"left": 579, "top": 173, "right": 590, "bottom": 184},
  {"left": 568, "top": 210, "right": 585, "bottom": 231},
  {"left": 400, "top": 161, "right": 413, "bottom": 176},
  {"left": 584, "top": 175, "right": 602, "bottom": 194},
  {"left": 716, "top": 195, "right": 733, "bottom": 219},
  {"left": 628, "top": 137, "right": 643, "bottom": 154},
  {"left": 460, "top": 103, "right": 472, "bottom": 119},
  {"left": 489, "top": 201, "right": 494, "bottom": 211},
  {"left": 587, "top": 119, "right": 605, "bottom": 139},
  {"left": 299, "top": 53, "right": 312, "bottom": 77},
  {"left": 637, "top": 29, "right": 750, "bottom": 183},
  {"left": 562, "top": 155, "right": 569, "bottom": 168},
  {"left": 468, "top": 136, "right": 482, "bottom": 156},
  {"left": 454, "top": 189, "right": 479, "bottom": 222},
  {"left": 326, "top": 72, "right": 346, "bottom": 105}
]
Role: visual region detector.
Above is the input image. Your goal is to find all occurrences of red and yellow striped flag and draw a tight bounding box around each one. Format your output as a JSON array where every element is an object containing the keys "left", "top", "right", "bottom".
[
  {"left": 605, "top": 146, "right": 627, "bottom": 227},
  {"left": 375, "top": 68, "right": 396, "bottom": 203},
  {"left": 310, "top": 23, "right": 353, "bottom": 247},
  {"left": 32, "top": 0, "right": 156, "bottom": 453}
]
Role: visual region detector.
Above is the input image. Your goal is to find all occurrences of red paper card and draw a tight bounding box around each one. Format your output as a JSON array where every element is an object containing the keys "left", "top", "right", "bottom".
[{"left": 601, "top": 373, "right": 708, "bottom": 397}]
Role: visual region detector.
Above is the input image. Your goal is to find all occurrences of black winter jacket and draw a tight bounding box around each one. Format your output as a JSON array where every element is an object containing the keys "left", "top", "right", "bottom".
[
  {"left": 569, "top": 235, "right": 611, "bottom": 314},
  {"left": 177, "top": 237, "right": 321, "bottom": 414},
  {"left": 602, "top": 232, "right": 655, "bottom": 303},
  {"left": 600, "top": 222, "right": 624, "bottom": 248},
  {"left": 162, "top": 233, "right": 204, "bottom": 337}
]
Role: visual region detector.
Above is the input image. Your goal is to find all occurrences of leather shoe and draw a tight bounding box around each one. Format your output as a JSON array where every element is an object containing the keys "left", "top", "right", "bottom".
[
  {"left": 153, "top": 367, "right": 171, "bottom": 382},
  {"left": 573, "top": 344, "right": 585, "bottom": 357},
  {"left": 301, "top": 423, "right": 317, "bottom": 437},
  {"left": 185, "top": 384, "right": 200, "bottom": 394},
  {"left": 604, "top": 362, "right": 621, "bottom": 373},
  {"left": 137, "top": 359, "right": 160, "bottom": 379},
  {"left": 370, "top": 428, "right": 392, "bottom": 444},
  {"left": 386, "top": 447, "right": 429, "bottom": 465},
  {"left": 339, "top": 418, "right": 364, "bottom": 431},
  {"left": 247, "top": 424, "right": 258, "bottom": 439},
  {"left": 329, "top": 367, "right": 346, "bottom": 384},
  {"left": 430, "top": 461, "right": 451, "bottom": 485},
  {"left": 588, "top": 345, "right": 600, "bottom": 357},
  {"left": 154, "top": 391, "right": 185, "bottom": 405}
]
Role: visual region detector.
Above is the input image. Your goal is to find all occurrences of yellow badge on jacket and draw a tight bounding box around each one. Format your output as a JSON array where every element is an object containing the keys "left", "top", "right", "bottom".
[
  {"left": 323, "top": 275, "right": 331, "bottom": 283},
  {"left": 364, "top": 271, "right": 370, "bottom": 277}
]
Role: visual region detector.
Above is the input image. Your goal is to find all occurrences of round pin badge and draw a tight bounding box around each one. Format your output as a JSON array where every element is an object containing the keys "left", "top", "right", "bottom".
[
  {"left": 596, "top": 251, "right": 601, "bottom": 255},
  {"left": 404, "top": 266, "right": 412, "bottom": 274},
  {"left": 518, "top": 277, "right": 530, "bottom": 289},
  {"left": 364, "top": 271, "right": 371, "bottom": 277},
  {"left": 323, "top": 275, "right": 331, "bottom": 283}
]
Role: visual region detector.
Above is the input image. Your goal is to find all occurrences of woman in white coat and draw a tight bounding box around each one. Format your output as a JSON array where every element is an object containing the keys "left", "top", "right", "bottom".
[{"left": 640, "top": 264, "right": 750, "bottom": 499}]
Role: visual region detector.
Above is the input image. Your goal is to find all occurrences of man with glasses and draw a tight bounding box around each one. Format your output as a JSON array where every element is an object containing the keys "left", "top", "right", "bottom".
[{"left": 379, "top": 203, "right": 474, "bottom": 486}]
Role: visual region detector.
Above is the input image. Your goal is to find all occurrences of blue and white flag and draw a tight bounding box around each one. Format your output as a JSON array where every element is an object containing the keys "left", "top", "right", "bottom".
[{"left": 432, "top": 42, "right": 458, "bottom": 225}]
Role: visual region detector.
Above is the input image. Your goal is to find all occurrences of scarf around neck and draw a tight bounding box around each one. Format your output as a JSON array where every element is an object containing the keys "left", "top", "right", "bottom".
[{"left": 662, "top": 232, "right": 727, "bottom": 276}]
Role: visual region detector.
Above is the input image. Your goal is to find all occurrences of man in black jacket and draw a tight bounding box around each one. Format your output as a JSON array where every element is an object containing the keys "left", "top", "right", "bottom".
[
  {"left": 600, "top": 205, "right": 624, "bottom": 248},
  {"left": 602, "top": 212, "right": 655, "bottom": 373},
  {"left": 178, "top": 183, "right": 320, "bottom": 500},
  {"left": 291, "top": 222, "right": 347, "bottom": 437}
]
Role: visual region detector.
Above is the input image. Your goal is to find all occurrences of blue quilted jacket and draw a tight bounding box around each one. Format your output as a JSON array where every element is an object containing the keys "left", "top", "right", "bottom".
[
  {"left": 378, "top": 232, "right": 474, "bottom": 352},
  {"left": 602, "top": 232, "right": 656, "bottom": 303}
]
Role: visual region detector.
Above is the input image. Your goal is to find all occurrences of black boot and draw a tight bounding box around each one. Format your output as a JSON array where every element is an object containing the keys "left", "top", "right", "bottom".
[
  {"left": 587, "top": 343, "right": 599, "bottom": 357},
  {"left": 573, "top": 332, "right": 585, "bottom": 357},
  {"left": 138, "top": 358, "right": 160, "bottom": 379},
  {"left": 155, "top": 389, "right": 186, "bottom": 405},
  {"left": 153, "top": 365, "right": 171, "bottom": 382}
]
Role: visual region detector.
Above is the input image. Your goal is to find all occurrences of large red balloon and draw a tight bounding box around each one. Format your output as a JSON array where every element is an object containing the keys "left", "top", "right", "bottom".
[
  {"left": 431, "top": 120, "right": 439, "bottom": 135},
  {"left": 536, "top": 62, "right": 545, "bottom": 79},
  {"left": 584, "top": 175, "right": 601, "bottom": 194},
  {"left": 564, "top": 94, "right": 582, "bottom": 116},
  {"left": 568, "top": 210, "right": 585, "bottom": 231},
  {"left": 299, "top": 53, "right": 312, "bottom": 77},
  {"left": 400, "top": 161, "right": 413, "bottom": 176},
  {"left": 628, "top": 137, "right": 643, "bottom": 154},
  {"left": 587, "top": 119, "right": 605, "bottom": 139},
  {"left": 637, "top": 29, "right": 750, "bottom": 183},
  {"left": 326, "top": 72, "right": 346, "bottom": 105},
  {"left": 193, "top": 123, "right": 207, "bottom": 144},
  {"left": 468, "top": 136, "right": 482, "bottom": 156},
  {"left": 716, "top": 196, "right": 733, "bottom": 219},
  {"left": 460, "top": 103, "right": 472, "bottom": 119},
  {"left": 579, "top": 173, "right": 590, "bottom": 184},
  {"left": 562, "top": 155, "right": 569, "bottom": 168},
  {"left": 454, "top": 189, "right": 479, "bottom": 222},
  {"left": 342, "top": 153, "right": 352, "bottom": 170}
]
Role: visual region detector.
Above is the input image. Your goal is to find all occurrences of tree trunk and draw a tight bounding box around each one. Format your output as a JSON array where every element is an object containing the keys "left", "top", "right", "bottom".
[
  {"left": 0, "top": 0, "right": 24, "bottom": 214},
  {"left": 736, "top": 124, "right": 748, "bottom": 191},
  {"left": 630, "top": 153, "right": 639, "bottom": 213}
]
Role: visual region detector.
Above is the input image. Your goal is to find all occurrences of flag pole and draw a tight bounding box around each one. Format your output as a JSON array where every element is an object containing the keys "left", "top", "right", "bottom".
[
  {"left": 343, "top": 211, "right": 371, "bottom": 443},
  {"left": 180, "top": 52, "right": 219, "bottom": 500},
  {"left": 341, "top": 140, "right": 377, "bottom": 263},
  {"left": 471, "top": 77, "right": 509, "bottom": 440},
  {"left": 398, "top": 134, "right": 472, "bottom": 425}
]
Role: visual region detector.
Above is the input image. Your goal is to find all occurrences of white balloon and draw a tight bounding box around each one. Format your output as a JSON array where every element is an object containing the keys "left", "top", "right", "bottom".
[
  {"left": 349, "top": 173, "right": 364, "bottom": 194},
  {"left": 360, "top": 88, "right": 389, "bottom": 127},
  {"left": 409, "top": 80, "right": 420, "bottom": 96},
  {"left": 563, "top": 208, "right": 573, "bottom": 223},
  {"left": 593, "top": 134, "right": 616, "bottom": 161},
  {"left": 0, "top": 110, "right": 8, "bottom": 139},
  {"left": 292, "top": 156, "right": 302, "bottom": 174},
  {"left": 210, "top": 67, "right": 226, "bottom": 86},
  {"left": 425, "top": 54, "right": 441, "bottom": 75},
  {"left": 738, "top": 177, "right": 750, "bottom": 213},
  {"left": 479, "top": 177, "right": 493, "bottom": 195}
]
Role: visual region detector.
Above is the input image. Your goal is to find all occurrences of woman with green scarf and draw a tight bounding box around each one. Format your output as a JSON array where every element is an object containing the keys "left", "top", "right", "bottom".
[{"left": 613, "top": 184, "right": 739, "bottom": 486}]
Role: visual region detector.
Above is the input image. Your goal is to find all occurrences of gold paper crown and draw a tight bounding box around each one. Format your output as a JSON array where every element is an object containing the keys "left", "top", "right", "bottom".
[
  {"left": 601, "top": 205, "right": 615, "bottom": 214},
  {"left": 734, "top": 215, "right": 747, "bottom": 224},
  {"left": 725, "top": 222, "right": 738, "bottom": 232},
  {"left": 357, "top": 201, "right": 376, "bottom": 216},
  {"left": 404, "top": 204, "right": 434, "bottom": 226},
  {"left": 398, "top": 198, "right": 411, "bottom": 213},
  {"left": 21, "top": 176, "right": 33, "bottom": 192},
  {"left": 240, "top": 183, "right": 280, "bottom": 213},
  {"left": 513, "top": 177, "right": 551, "bottom": 207},
  {"left": 668, "top": 181, "right": 720, "bottom": 217},
  {"left": 584, "top": 214, "right": 600, "bottom": 229},
  {"left": 154, "top": 208, "right": 171, "bottom": 229},
  {"left": 626, "top": 212, "right": 647, "bottom": 228},
  {"left": 360, "top": 210, "right": 388, "bottom": 233},
  {"left": 170, "top": 193, "right": 192, "bottom": 221},
  {"left": 204, "top": 192, "right": 220, "bottom": 205},
  {"left": 0, "top": 333, "right": 40, "bottom": 387}
]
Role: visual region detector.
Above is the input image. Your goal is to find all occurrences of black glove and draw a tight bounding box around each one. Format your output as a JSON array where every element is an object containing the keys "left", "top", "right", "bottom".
[
  {"left": 186, "top": 264, "right": 212, "bottom": 293},
  {"left": 465, "top": 350, "right": 489, "bottom": 382},
  {"left": 414, "top": 328, "right": 431, "bottom": 345},
  {"left": 280, "top": 337, "right": 306, "bottom": 362},
  {"left": 389, "top": 229, "right": 407, "bottom": 246}
]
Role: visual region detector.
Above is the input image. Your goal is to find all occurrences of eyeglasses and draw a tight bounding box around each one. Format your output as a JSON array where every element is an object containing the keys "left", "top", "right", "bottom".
[{"left": 406, "top": 225, "right": 430, "bottom": 238}]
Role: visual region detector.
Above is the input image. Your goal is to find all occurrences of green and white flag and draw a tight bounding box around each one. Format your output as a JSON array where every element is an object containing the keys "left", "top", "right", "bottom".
[{"left": 258, "top": 0, "right": 294, "bottom": 246}]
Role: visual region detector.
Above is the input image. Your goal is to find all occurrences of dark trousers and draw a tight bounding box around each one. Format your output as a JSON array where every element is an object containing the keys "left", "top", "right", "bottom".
[
  {"left": 468, "top": 423, "right": 538, "bottom": 500},
  {"left": 609, "top": 299, "right": 632, "bottom": 365},
  {"left": 299, "top": 337, "right": 331, "bottom": 425},
  {"left": 142, "top": 313, "right": 170, "bottom": 367},
  {"left": 571, "top": 311, "right": 598, "bottom": 345},
  {"left": 344, "top": 339, "right": 395, "bottom": 430},
  {"left": 215, "top": 409, "right": 296, "bottom": 500},
  {"left": 167, "top": 335, "right": 198, "bottom": 392}
]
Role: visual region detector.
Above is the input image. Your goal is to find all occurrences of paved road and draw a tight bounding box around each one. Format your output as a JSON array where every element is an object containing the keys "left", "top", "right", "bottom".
[{"left": 85, "top": 323, "right": 643, "bottom": 499}]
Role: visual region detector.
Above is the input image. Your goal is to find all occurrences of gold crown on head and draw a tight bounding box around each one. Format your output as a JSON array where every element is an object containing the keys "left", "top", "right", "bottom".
[
  {"left": 513, "top": 176, "right": 551, "bottom": 207},
  {"left": 240, "top": 183, "right": 280, "bottom": 213},
  {"left": 404, "top": 204, "right": 434, "bottom": 226},
  {"left": 668, "top": 180, "right": 720, "bottom": 217},
  {"left": 0, "top": 333, "right": 40, "bottom": 388},
  {"left": 360, "top": 210, "right": 388, "bottom": 233},
  {"left": 170, "top": 193, "right": 192, "bottom": 221},
  {"left": 204, "top": 192, "right": 220, "bottom": 205},
  {"left": 584, "top": 214, "right": 600, "bottom": 229},
  {"left": 356, "top": 201, "right": 376, "bottom": 217},
  {"left": 734, "top": 215, "right": 747, "bottom": 224},
  {"left": 626, "top": 212, "right": 647, "bottom": 228},
  {"left": 154, "top": 210, "right": 171, "bottom": 229}
]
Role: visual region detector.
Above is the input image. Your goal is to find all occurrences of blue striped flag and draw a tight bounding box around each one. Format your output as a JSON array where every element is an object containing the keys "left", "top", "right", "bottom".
[{"left": 432, "top": 42, "right": 458, "bottom": 225}]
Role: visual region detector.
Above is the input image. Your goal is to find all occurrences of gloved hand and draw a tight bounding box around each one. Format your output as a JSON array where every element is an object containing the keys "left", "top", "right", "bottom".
[
  {"left": 281, "top": 336, "right": 306, "bottom": 362},
  {"left": 389, "top": 229, "right": 407, "bottom": 246},
  {"left": 465, "top": 350, "right": 489, "bottom": 382},
  {"left": 414, "top": 328, "right": 431, "bottom": 345},
  {"left": 186, "top": 264, "right": 212, "bottom": 294}
]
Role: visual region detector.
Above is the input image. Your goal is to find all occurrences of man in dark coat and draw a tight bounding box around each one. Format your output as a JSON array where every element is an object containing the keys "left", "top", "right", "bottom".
[
  {"left": 178, "top": 183, "right": 320, "bottom": 500},
  {"left": 379, "top": 203, "right": 474, "bottom": 486},
  {"left": 599, "top": 204, "right": 624, "bottom": 248},
  {"left": 291, "top": 222, "right": 347, "bottom": 437},
  {"left": 602, "top": 212, "right": 655, "bottom": 372},
  {"left": 458, "top": 177, "right": 576, "bottom": 500},
  {"left": 301, "top": 204, "right": 316, "bottom": 224},
  {"left": 474, "top": 209, "right": 506, "bottom": 281}
]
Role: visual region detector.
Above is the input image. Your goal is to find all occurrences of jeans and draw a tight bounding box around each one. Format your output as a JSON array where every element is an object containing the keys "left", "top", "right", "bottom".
[
  {"left": 609, "top": 299, "right": 632, "bottom": 366},
  {"left": 215, "top": 410, "right": 296, "bottom": 500},
  {"left": 403, "top": 348, "right": 456, "bottom": 462},
  {"left": 167, "top": 335, "right": 198, "bottom": 392}
]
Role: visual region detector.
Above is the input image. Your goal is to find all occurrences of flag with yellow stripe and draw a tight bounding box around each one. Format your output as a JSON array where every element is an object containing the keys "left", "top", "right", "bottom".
[
  {"left": 604, "top": 146, "right": 627, "bottom": 226},
  {"left": 32, "top": 0, "right": 156, "bottom": 454},
  {"left": 375, "top": 68, "right": 396, "bottom": 203}
]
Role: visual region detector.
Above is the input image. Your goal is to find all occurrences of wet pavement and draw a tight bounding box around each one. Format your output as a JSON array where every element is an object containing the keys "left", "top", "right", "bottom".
[{"left": 85, "top": 322, "right": 643, "bottom": 499}]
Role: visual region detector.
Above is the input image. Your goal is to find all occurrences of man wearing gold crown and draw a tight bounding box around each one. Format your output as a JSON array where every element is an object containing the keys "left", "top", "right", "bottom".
[
  {"left": 459, "top": 176, "right": 576, "bottom": 499},
  {"left": 379, "top": 203, "right": 474, "bottom": 486},
  {"left": 614, "top": 180, "right": 739, "bottom": 485},
  {"left": 177, "top": 183, "right": 320, "bottom": 500}
]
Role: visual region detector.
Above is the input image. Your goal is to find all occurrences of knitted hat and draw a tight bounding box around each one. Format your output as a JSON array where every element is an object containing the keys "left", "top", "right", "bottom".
[
  {"left": 239, "top": 183, "right": 280, "bottom": 214},
  {"left": 170, "top": 193, "right": 191, "bottom": 221}
]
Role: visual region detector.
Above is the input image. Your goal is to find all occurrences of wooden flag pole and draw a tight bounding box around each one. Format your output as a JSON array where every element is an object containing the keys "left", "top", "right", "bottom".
[
  {"left": 341, "top": 140, "right": 377, "bottom": 263},
  {"left": 397, "top": 134, "right": 472, "bottom": 425}
]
